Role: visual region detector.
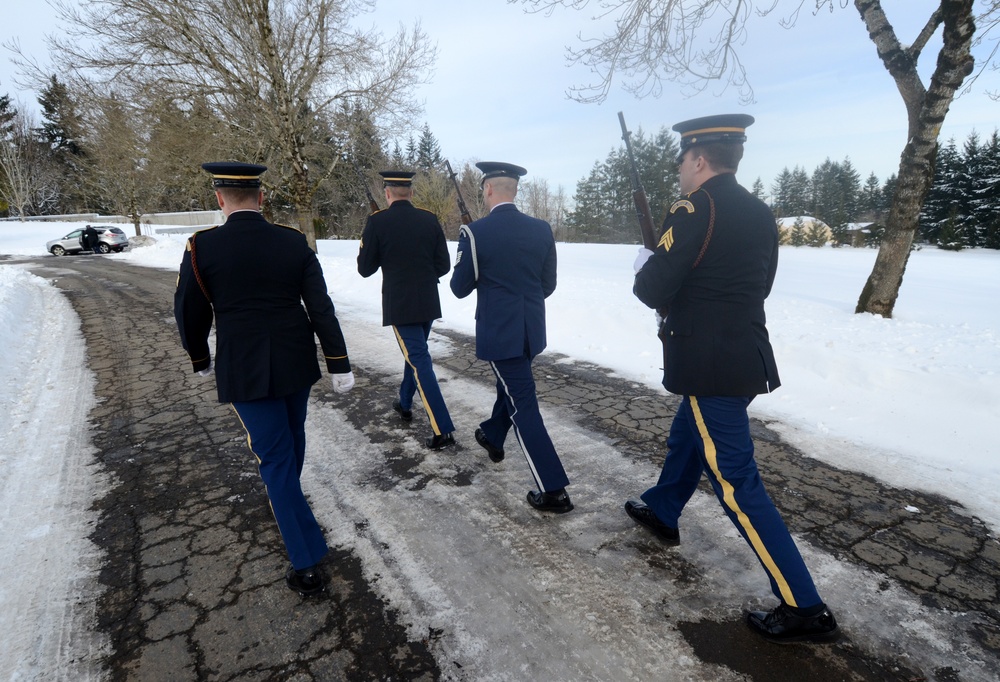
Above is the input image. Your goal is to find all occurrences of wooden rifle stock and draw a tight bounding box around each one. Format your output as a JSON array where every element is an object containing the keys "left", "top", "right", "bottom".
[
  {"left": 352, "top": 158, "right": 380, "bottom": 213},
  {"left": 618, "top": 112, "right": 658, "bottom": 251},
  {"left": 620, "top": 112, "right": 669, "bottom": 335},
  {"left": 444, "top": 159, "right": 474, "bottom": 225}
]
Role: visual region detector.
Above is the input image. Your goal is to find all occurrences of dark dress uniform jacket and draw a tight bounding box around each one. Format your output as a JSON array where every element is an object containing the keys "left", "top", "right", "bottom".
[
  {"left": 450, "top": 203, "right": 557, "bottom": 361},
  {"left": 634, "top": 173, "right": 780, "bottom": 397},
  {"left": 174, "top": 210, "right": 350, "bottom": 403},
  {"left": 357, "top": 200, "right": 450, "bottom": 326}
]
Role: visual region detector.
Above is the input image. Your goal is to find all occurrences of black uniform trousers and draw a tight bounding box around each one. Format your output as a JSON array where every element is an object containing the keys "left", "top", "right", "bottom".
[
  {"left": 231, "top": 386, "right": 328, "bottom": 571},
  {"left": 640, "top": 395, "right": 822, "bottom": 609}
]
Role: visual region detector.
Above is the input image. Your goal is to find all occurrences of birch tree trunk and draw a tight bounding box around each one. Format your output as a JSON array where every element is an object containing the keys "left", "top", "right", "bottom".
[{"left": 854, "top": 0, "right": 975, "bottom": 317}]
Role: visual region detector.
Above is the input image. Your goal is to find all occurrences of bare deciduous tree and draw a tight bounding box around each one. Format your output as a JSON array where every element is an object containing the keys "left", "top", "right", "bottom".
[
  {"left": 0, "top": 108, "right": 49, "bottom": 217},
  {"left": 44, "top": 0, "right": 435, "bottom": 249},
  {"left": 81, "top": 94, "right": 153, "bottom": 234},
  {"left": 518, "top": 177, "right": 570, "bottom": 236},
  {"left": 514, "top": 0, "right": 1000, "bottom": 317}
]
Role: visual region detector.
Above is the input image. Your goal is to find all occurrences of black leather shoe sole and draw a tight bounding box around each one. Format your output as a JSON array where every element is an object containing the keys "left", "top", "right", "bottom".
[
  {"left": 624, "top": 500, "right": 679, "bottom": 545},
  {"left": 527, "top": 490, "right": 574, "bottom": 514},
  {"left": 392, "top": 399, "right": 413, "bottom": 422},
  {"left": 475, "top": 428, "right": 504, "bottom": 462}
]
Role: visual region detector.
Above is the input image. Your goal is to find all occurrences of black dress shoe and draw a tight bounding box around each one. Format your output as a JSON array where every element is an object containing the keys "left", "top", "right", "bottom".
[
  {"left": 392, "top": 399, "right": 413, "bottom": 423},
  {"left": 426, "top": 432, "right": 455, "bottom": 450},
  {"left": 745, "top": 603, "right": 840, "bottom": 643},
  {"left": 285, "top": 564, "right": 326, "bottom": 597},
  {"left": 624, "top": 499, "right": 679, "bottom": 545},
  {"left": 526, "top": 488, "right": 574, "bottom": 513},
  {"left": 475, "top": 428, "right": 504, "bottom": 462}
]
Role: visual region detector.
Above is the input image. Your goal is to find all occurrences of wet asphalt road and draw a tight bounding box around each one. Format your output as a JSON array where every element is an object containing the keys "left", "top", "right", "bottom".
[{"left": 11, "top": 255, "right": 1000, "bottom": 681}]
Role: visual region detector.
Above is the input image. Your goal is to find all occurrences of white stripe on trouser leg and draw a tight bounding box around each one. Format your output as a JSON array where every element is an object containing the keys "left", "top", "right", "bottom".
[{"left": 490, "top": 361, "right": 544, "bottom": 489}]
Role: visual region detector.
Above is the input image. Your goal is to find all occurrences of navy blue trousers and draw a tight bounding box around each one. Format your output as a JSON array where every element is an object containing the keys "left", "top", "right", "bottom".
[
  {"left": 393, "top": 322, "right": 454, "bottom": 435},
  {"left": 640, "top": 395, "right": 821, "bottom": 609},
  {"left": 482, "top": 355, "right": 570, "bottom": 492},
  {"left": 231, "top": 386, "right": 328, "bottom": 571}
]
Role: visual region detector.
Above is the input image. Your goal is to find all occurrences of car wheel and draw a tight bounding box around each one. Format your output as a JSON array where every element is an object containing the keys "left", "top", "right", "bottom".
[
  {"left": 97, "top": 242, "right": 111, "bottom": 254},
  {"left": 51, "top": 245, "right": 66, "bottom": 256}
]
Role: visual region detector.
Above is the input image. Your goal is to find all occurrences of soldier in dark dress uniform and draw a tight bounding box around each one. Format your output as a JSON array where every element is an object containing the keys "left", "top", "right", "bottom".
[
  {"left": 357, "top": 170, "right": 456, "bottom": 450},
  {"left": 174, "top": 162, "right": 355, "bottom": 597},
  {"left": 627, "top": 116, "right": 840, "bottom": 642},
  {"left": 81, "top": 224, "right": 99, "bottom": 252},
  {"left": 450, "top": 162, "right": 572, "bottom": 514}
]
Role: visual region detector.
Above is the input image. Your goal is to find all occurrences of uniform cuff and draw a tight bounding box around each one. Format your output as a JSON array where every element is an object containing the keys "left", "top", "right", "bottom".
[{"left": 326, "top": 356, "right": 351, "bottom": 374}]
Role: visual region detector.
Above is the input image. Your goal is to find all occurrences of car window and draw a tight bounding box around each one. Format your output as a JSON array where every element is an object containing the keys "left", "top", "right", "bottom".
[
  {"left": 107, "top": 227, "right": 125, "bottom": 234},
  {"left": 65, "top": 230, "right": 83, "bottom": 238}
]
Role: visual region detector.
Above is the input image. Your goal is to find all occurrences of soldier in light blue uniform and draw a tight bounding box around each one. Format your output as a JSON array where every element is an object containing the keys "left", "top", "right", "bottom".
[{"left": 450, "top": 162, "right": 572, "bottom": 513}]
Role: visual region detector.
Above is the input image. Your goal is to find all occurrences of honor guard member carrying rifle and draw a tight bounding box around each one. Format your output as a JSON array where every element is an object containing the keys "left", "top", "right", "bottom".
[
  {"left": 357, "top": 170, "right": 456, "bottom": 450},
  {"left": 450, "top": 162, "right": 573, "bottom": 514},
  {"left": 174, "top": 161, "right": 355, "bottom": 597},
  {"left": 628, "top": 116, "right": 840, "bottom": 643}
]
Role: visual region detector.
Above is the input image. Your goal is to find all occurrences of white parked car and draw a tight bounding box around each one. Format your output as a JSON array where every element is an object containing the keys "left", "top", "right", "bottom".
[{"left": 46, "top": 226, "right": 130, "bottom": 256}]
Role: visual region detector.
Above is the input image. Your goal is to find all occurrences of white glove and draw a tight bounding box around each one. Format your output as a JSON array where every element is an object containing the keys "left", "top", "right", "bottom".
[
  {"left": 633, "top": 247, "right": 654, "bottom": 274},
  {"left": 198, "top": 361, "right": 214, "bottom": 377},
  {"left": 331, "top": 371, "right": 355, "bottom": 394},
  {"left": 655, "top": 310, "right": 664, "bottom": 332}
]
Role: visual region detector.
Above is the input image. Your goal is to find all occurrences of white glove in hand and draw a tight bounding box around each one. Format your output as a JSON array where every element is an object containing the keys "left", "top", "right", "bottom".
[
  {"left": 198, "top": 361, "right": 214, "bottom": 377},
  {"left": 331, "top": 371, "right": 355, "bottom": 394},
  {"left": 655, "top": 310, "right": 665, "bottom": 333},
  {"left": 633, "top": 247, "right": 654, "bottom": 274}
]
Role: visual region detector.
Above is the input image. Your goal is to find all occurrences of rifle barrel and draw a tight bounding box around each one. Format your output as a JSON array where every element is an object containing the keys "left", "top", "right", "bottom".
[
  {"left": 618, "top": 112, "right": 658, "bottom": 251},
  {"left": 445, "top": 160, "right": 474, "bottom": 225}
]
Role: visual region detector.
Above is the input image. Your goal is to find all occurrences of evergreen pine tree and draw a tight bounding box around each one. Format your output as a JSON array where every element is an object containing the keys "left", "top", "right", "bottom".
[
  {"left": 36, "top": 75, "right": 87, "bottom": 212},
  {"left": 859, "top": 172, "right": 882, "bottom": 221},
  {"left": 37, "top": 76, "right": 84, "bottom": 156},
  {"left": 977, "top": 130, "right": 1000, "bottom": 248},
  {"left": 415, "top": 124, "right": 442, "bottom": 171},
  {"left": 566, "top": 124, "right": 679, "bottom": 244},
  {"left": 770, "top": 168, "right": 793, "bottom": 218},
  {"left": 937, "top": 207, "right": 964, "bottom": 251},
  {"left": 790, "top": 216, "right": 807, "bottom": 246},
  {"left": 0, "top": 94, "right": 16, "bottom": 140},
  {"left": 390, "top": 141, "right": 405, "bottom": 167},
  {"left": 404, "top": 135, "right": 416, "bottom": 166},
  {"left": 810, "top": 158, "right": 839, "bottom": 228},
  {"left": 806, "top": 218, "right": 828, "bottom": 247},
  {"left": 566, "top": 162, "right": 610, "bottom": 242},
  {"left": 958, "top": 131, "right": 985, "bottom": 247}
]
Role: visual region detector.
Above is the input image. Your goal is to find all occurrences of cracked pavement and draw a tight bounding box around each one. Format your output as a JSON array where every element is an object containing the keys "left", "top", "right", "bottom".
[{"left": 13, "top": 255, "right": 1000, "bottom": 681}]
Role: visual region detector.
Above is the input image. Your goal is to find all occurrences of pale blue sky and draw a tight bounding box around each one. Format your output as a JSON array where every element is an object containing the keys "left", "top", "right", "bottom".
[{"left": 4, "top": 0, "right": 998, "bottom": 195}]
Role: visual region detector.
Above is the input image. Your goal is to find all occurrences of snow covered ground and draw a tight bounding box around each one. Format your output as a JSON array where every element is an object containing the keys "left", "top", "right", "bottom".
[{"left": 1, "top": 219, "right": 998, "bottom": 678}]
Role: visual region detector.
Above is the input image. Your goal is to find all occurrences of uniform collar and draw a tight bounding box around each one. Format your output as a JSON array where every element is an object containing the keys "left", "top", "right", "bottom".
[{"left": 690, "top": 172, "right": 737, "bottom": 195}]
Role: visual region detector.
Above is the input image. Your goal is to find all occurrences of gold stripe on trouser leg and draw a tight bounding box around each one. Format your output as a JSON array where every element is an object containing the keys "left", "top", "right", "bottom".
[
  {"left": 230, "top": 404, "right": 280, "bottom": 525},
  {"left": 690, "top": 396, "right": 797, "bottom": 606},
  {"left": 392, "top": 326, "right": 441, "bottom": 435}
]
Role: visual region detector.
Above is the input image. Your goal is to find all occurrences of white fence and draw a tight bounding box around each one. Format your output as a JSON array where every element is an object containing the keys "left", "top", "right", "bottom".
[{"left": 1, "top": 210, "right": 223, "bottom": 235}]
